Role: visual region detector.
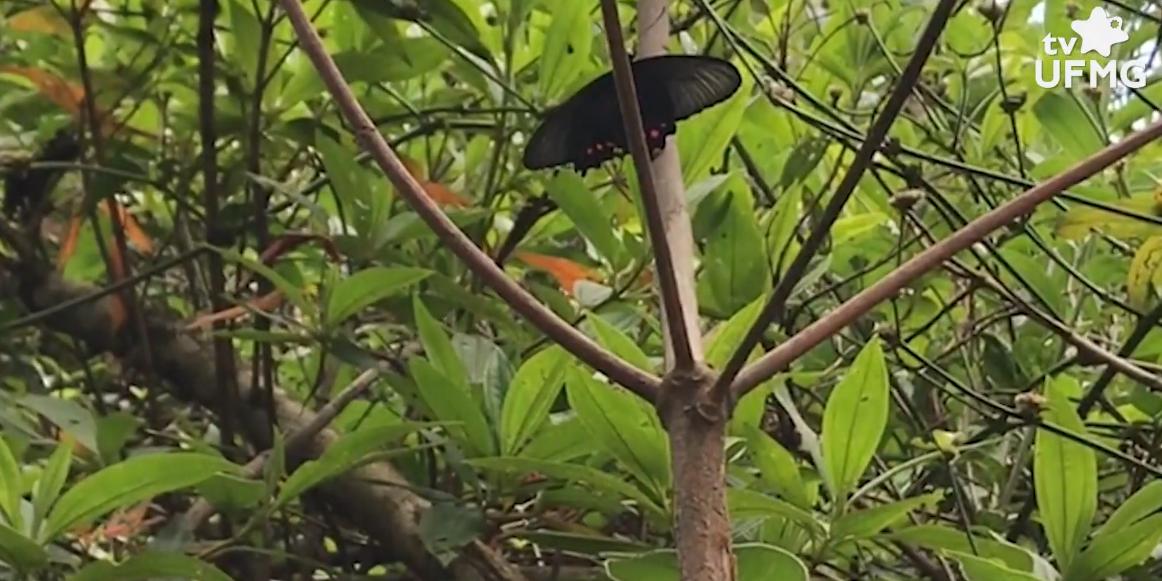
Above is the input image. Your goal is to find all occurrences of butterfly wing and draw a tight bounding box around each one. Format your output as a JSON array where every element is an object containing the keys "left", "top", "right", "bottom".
[{"left": 522, "top": 55, "right": 741, "bottom": 172}]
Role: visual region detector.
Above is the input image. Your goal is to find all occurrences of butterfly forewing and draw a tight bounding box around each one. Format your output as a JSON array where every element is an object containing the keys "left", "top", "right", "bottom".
[{"left": 523, "top": 55, "right": 742, "bottom": 172}]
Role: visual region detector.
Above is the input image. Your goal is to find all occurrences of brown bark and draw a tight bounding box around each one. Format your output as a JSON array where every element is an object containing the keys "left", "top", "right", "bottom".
[
  {"left": 3, "top": 262, "right": 524, "bottom": 581},
  {"left": 659, "top": 366, "right": 735, "bottom": 580}
]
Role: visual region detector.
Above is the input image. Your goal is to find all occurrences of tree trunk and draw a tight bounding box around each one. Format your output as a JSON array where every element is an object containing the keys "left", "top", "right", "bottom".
[{"left": 661, "top": 368, "right": 735, "bottom": 580}]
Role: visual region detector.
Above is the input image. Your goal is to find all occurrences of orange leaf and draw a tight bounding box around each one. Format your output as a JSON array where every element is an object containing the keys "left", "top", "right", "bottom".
[
  {"left": 0, "top": 66, "right": 85, "bottom": 116},
  {"left": 101, "top": 201, "right": 155, "bottom": 255},
  {"left": 187, "top": 291, "right": 284, "bottom": 331},
  {"left": 399, "top": 154, "right": 471, "bottom": 207},
  {"left": 8, "top": 7, "right": 71, "bottom": 36},
  {"left": 57, "top": 215, "right": 84, "bottom": 271},
  {"left": 515, "top": 251, "right": 601, "bottom": 296},
  {"left": 422, "top": 180, "right": 471, "bottom": 208}
]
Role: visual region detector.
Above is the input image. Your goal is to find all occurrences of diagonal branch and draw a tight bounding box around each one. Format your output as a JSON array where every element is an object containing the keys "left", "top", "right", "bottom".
[
  {"left": 732, "top": 116, "right": 1162, "bottom": 397},
  {"left": 712, "top": 0, "right": 960, "bottom": 396},
  {"left": 598, "top": 0, "right": 699, "bottom": 371},
  {"left": 274, "top": 0, "right": 661, "bottom": 401}
]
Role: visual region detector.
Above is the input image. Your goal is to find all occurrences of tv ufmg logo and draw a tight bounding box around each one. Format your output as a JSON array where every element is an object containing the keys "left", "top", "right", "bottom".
[{"left": 1035, "top": 7, "right": 1145, "bottom": 89}]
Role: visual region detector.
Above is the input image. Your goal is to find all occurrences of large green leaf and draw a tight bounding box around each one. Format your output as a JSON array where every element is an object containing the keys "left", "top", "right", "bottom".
[
  {"left": 565, "top": 366, "right": 670, "bottom": 499},
  {"left": 1094, "top": 480, "right": 1162, "bottom": 538},
  {"left": 695, "top": 175, "right": 770, "bottom": 318},
  {"left": 325, "top": 267, "right": 431, "bottom": 327},
  {"left": 41, "top": 452, "right": 235, "bottom": 542},
  {"left": 276, "top": 423, "right": 429, "bottom": 509},
  {"left": 1067, "top": 513, "right": 1162, "bottom": 580},
  {"left": 0, "top": 437, "right": 23, "bottom": 531},
  {"left": 0, "top": 522, "right": 48, "bottom": 573},
  {"left": 605, "top": 543, "right": 808, "bottom": 581},
  {"left": 1034, "top": 375, "right": 1096, "bottom": 571},
  {"left": 887, "top": 525, "right": 1034, "bottom": 572},
  {"left": 410, "top": 358, "right": 495, "bottom": 457},
  {"left": 943, "top": 550, "right": 1041, "bottom": 581},
  {"left": 830, "top": 493, "right": 941, "bottom": 542},
  {"left": 499, "top": 347, "right": 570, "bottom": 456},
  {"left": 546, "top": 171, "right": 621, "bottom": 264},
  {"left": 727, "top": 488, "right": 824, "bottom": 535},
  {"left": 31, "top": 443, "right": 72, "bottom": 536},
  {"left": 744, "top": 425, "right": 811, "bottom": 509},
  {"left": 413, "top": 296, "right": 470, "bottom": 388},
  {"left": 821, "top": 339, "right": 889, "bottom": 501},
  {"left": 537, "top": 0, "right": 592, "bottom": 99},
  {"left": 70, "top": 552, "right": 231, "bottom": 581}
]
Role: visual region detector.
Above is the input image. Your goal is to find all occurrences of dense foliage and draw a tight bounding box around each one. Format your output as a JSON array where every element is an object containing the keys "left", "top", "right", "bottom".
[{"left": 2, "top": 0, "right": 1162, "bottom": 579}]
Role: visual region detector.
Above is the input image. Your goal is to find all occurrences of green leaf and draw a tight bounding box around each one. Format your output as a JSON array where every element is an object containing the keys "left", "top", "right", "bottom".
[
  {"left": 500, "top": 347, "right": 569, "bottom": 456},
  {"left": 537, "top": 0, "right": 592, "bottom": 99},
  {"left": 831, "top": 493, "right": 941, "bottom": 542},
  {"left": 727, "top": 488, "right": 823, "bottom": 535},
  {"left": 743, "top": 425, "right": 810, "bottom": 509},
  {"left": 411, "top": 358, "right": 495, "bottom": 457},
  {"left": 1095, "top": 480, "right": 1162, "bottom": 537},
  {"left": 516, "top": 530, "right": 650, "bottom": 555},
  {"left": 0, "top": 437, "right": 23, "bottom": 531},
  {"left": 679, "top": 69, "right": 751, "bottom": 182},
  {"left": 1067, "top": 513, "right": 1162, "bottom": 580},
  {"left": 325, "top": 267, "right": 431, "bottom": 326},
  {"left": 31, "top": 443, "right": 72, "bottom": 536},
  {"left": 888, "top": 525, "right": 1034, "bottom": 572},
  {"left": 546, "top": 172, "right": 621, "bottom": 266},
  {"left": 95, "top": 412, "right": 141, "bottom": 465},
  {"left": 605, "top": 549, "right": 678, "bottom": 581},
  {"left": 605, "top": 543, "right": 807, "bottom": 581},
  {"left": 821, "top": 339, "right": 890, "bottom": 501},
  {"left": 413, "top": 296, "right": 469, "bottom": 388},
  {"left": 943, "top": 550, "right": 1041, "bottom": 581},
  {"left": 276, "top": 423, "right": 429, "bottom": 509},
  {"left": 736, "top": 543, "right": 810, "bottom": 581},
  {"left": 70, "top": 552, "right": 231, "bottom": 581},
  {"left": 704, "top": 294, "right": 766, "bottom": 369},
  {"left": 584, "top": 314, "right": 652, "bottom": 372},
  {"left": 695, "top": 175, "right": 770, "bottom": 317},
  {"left": 424, "top": 0, "right": 490, "bottom": 59},
  {"left": 1034, "top": 375, "right": 1097, "bottom": 571},
  {"left": 469, "top": 457, "right": 667, "bottom": 524},
  {"left": 565, "top": 366, "right": 670, "bottom": 498},
  {"left": 223, "top": 0, "right": 261, "bottom": 90},
  {"left": 41, "top": 452, "right": 235, "bottom": 542},
  {"left": 0, "top": 522, "right": 48, "bottom": 573},
  {"left": 1032, "top": 92, "right": 1103, "bottom": 163},
  {"left": 418, "top": 501, "right": 485, "bottom": 558}
]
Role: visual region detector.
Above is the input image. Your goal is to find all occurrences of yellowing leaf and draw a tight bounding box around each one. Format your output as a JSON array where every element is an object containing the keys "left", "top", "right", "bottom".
[
  {"left": 0, "top": 66, "right": 85, "bottom": 116},
  {"left": 8, "top": 7, "right": 71, "bottom": 36},
  {"left": 1127, "top": 236, "right": 1162, "bottom": 308},
  {"left": 1056, "top": 196, "right": 1162, "bottom": 240}
]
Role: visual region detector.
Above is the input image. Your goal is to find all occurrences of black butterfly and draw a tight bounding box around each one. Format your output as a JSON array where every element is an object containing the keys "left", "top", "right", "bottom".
[{"left": 522, "top": 55, "right": 742, "bottom": 173}]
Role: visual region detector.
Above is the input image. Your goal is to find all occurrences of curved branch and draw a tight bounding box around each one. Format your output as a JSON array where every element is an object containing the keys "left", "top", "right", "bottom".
[{"left": 274, "top": 0, "right": 661, "bottom": 402}]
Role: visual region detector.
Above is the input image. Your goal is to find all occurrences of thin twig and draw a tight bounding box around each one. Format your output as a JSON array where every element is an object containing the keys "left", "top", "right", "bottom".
[
  {"left": 732, "top": 116, "right": 1162, "bottom": 397},
  {"left": 713, "top": 0, "right": 960, "bottom": 396}
]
